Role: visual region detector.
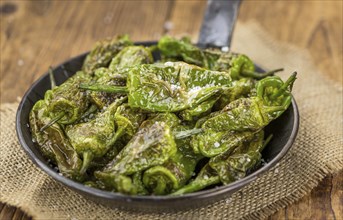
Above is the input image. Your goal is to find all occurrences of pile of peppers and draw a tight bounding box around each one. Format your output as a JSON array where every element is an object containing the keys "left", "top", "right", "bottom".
[{"left": 29, "top": 35, "right": 296, "bottom": 195}]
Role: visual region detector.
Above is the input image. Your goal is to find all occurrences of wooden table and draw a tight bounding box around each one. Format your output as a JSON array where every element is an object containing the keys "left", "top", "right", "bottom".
[{"left": 0, "top": 1, "right": 342, "bottom": 219}]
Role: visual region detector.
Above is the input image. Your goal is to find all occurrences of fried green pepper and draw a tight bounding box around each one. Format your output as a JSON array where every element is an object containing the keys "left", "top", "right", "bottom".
[
  {"left": 80, "top": 62, "right": 231, "bottom": 112},
  {"left": 158, "top": 36, "right": 282, "bottom": 80},
  {"left": 89, "top": 46, "right": 153, "bottom": 108},
  {"left": 29, "top": 100, "right": 83, "bottom": 180},
  {"left": 113, "top": 103, "right": 146, "bottom": 143},
  {"left": 43, "top": 71, "right": 91, "bottom": 126},
  {"left": 66, "top": 97, "right": 127, "bottom": 173},
  {"left": 172, "top": 131, "right": 270, "bottom": 195},
  {"left": 95, "top": 120, "right": 177, "bottom": 194},
  {"left": 82, "top": 35, "right": 133, "bottom": 75},
  {"left": 191, "top": 131, "right": 257, "bottom": 157},
  {"left": 179, "top": 96, "right": 219, "bottom": 121},
  {"left": 171, "top": 164, "right": 220, "bottom": 195},
  {"left": 109, "top": 45, "right": 154, "bottom": 72},
  {"left": 209, "top": 131, "right": 266, "bottom": 184},
  {"left": 142, "top": 125, "right": 202, "bottom": 195},
  {"left": 89, "top": 69, "right": 127, "bottom": 109},
  {"left": 214, "top": 77, "right": 255, "bottom": 110},
  {"left": 201, "top": 73, "right": 296, "bottom": 132}
]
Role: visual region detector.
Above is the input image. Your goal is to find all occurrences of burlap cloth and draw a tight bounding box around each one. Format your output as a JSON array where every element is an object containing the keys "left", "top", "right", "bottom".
[{"left": 1, "top": 22, "right": 342, "bottom": 219}]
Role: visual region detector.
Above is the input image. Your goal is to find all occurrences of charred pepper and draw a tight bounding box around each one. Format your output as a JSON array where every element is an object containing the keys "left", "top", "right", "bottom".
[
  {"left": 66, "top": 97, "right": 127, "bottom": 173},
  {"left": 158, "top": 35, "right": 282, "bottom": 80},
  {"left": 44, "top": 71, "right": 91, "bottom": 125},
  {"left": 29, "top": 100, "right": 83, "bottom": 180},
  {"left": 95, "top": 120, "right": 177, "bottom": 194},
  {"left": 80, "top": 62, "right": 231, "bottom": 112},
  {"left": 82, "top": 35, "right": 133, "bottom": 75}
]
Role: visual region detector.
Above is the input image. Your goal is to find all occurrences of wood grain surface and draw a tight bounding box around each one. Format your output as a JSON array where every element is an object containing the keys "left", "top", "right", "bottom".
[{"left": 0, "top": 0, "right": 342, "bottom": 219}]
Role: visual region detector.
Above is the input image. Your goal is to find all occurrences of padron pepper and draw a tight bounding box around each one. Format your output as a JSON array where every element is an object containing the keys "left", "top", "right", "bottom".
[
  {"left": 172, "top": 131, "right": 270, "bottom": 195},
  {"left": 142, "top": 123, "right": 202, "bottom": 195},
  {"left": 94, "top": 113, "right": 201, "bottom": 194},
  {"left": 29, "top": 100, "right": 84, "bottom": 180},
  {"left": 158, "top": 35, "right": 283, "bottom": 80},
  {"left": 178, "top": 96, "right": 220, "bottom": 121},
  {"left": 43, "top": 71, "right": 91, "bottom": 126},
  {"left": 80, "top": 62, "right": 231, "bottom": 112},
  {"left": 66, "top": 97, "right": 127, "bottom": 173},
  {"left": 82, "top": 35, "right": 133, "bottom": 75},
  {"left": 189, "top": 73, "right": 295, "bottom": 157},
  {"left": 209, "top": 131, "right": 267, "bottom": 184},
  {"left": 191, "top": 131, "right": 257, "bottom": 157},
  {"left": 95, "top": 118, "right": 177, "bottom": 194},
  {"left": 214, "top": 77, "right": 256, "bottom": 110},
  {"left": 200, "top": 73, "right": 296, "bottom": 132},
  {"left": 113, "top": 103, "right": 147, "bottom": 143},
  {"left": 108, "top": 45, "right": 154, "bottom": 72},
  {"left": 89, "top": 68, "right": 127, "bottom": 109},
  {"left": 89, "top": 46, "right": 153, "bottom": 108},
  {"left": 171, "top": 163, "right": 220, "bottom": 195}
]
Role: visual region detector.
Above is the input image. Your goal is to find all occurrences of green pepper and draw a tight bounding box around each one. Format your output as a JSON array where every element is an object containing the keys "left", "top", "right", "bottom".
[
  {"left": 113, "top": 103, "right": 147, "bottom": 143},
  {"left": 142, "top": 125, "right": 202, "bottom": 195},
  {"left": 66, "top": 97, "right": 127, "bottom": 173},
  {"left": 109, "top": 45, "right": 154, "bottom": 72},
  {"left": 89, "top": 46, "right": 153, "bottom": 108},
  {"left": 158, "top": 36, "right": 282, "bottom": 80},
  {"left": 29, "top": 100, "right": 83, "bottom": 180},
  {"left": 80, "top": 62, "right": 231, "bottom": 112},
  {"left": 209, "top": 130, "right": 265, "bottom": 184},
  {"left": 171, "top": 164, "right": 220, "bottom": 195},
  {"left": 191, "top": 131, "right": 257, "bottom": 157},
  {"left": 43, "top": 71, "right": 91, "bottom": 126},
  {"left": 200, "top": 73, "right": 296, "bottom": 132},
  {"left": 89, "top": 69, "right": 127, "bottom": 109},
  {"left": 179, "top": 96, "right": 219, "bottom": 121},
  {"left": 214, "top": 77, "right": 255, "bottom": 110},
  {"left": 94, "top": 119, "right": 177, "bottom": 194},
  {"left": 82, "top": 35, "right": 133, "bottom": 75},
  {"left": 172, "top": 131, "right": 270, "bottom": 195},
  {"left": 158, "top": 36, "right": 208, "bottom": 67}
]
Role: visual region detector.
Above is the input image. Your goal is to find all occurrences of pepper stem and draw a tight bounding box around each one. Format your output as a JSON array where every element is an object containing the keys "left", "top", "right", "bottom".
[
  {"left": 261, "top": 134, "right": 273, "bottom": 151},
  {"left": 79, "top": 83, "right": 128, "bottom": 93},
  {"left": 174, "top": 128, "right": 203, "bottom": 139},
  {"left": 271, "top": 72, "right": 297, "bottom": 99},
  {"left": 242, "top": 68, "right": 284, "bottom": 79},
  {"left": 171, "top": 176, "right": 220, "bottom": 195},
  {"left": 264, "top": 106, "right": 287, "bottom": 113},
  {"left": 40, "top": 112, "right": 65, "bottom": 132},
  {"left": 80, "top": 151, "right": 94, "bottom": 174},
  {"left": 80, "top": 105, "right": 98, "bottom": 120},
  {"left": 107, "top": 127, "right": 126, "bottom": 147}
]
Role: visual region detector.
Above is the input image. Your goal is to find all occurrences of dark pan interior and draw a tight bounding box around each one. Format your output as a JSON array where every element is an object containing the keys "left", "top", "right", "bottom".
[{"left": 16, "top": 42, "right": 299, "bottom": 212}]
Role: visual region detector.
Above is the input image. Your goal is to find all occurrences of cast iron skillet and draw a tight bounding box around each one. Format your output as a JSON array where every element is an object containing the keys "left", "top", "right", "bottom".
[{"left": 15, "top": 0, "right": 299, "bottom": 212}]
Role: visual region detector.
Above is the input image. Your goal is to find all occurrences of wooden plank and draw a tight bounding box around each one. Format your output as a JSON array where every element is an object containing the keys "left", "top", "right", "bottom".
[
  {"left": 0, "top": 0, "right": 172, "bottom": 103},
  {"left": 239, "top": 0, "right": 343, "bottom": 84},
  {"left": 0, "top": 204, "right": 16, "bottom": 220}
]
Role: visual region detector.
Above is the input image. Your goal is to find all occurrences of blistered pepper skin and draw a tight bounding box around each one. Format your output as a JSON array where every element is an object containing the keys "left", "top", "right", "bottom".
[
  {"left": 157, "top": 36, "right": 281, "bottom": 80},
  {"left": 142, "top": 124, "right": 202, "bottom": 195},
  {"left": 29, "top": 100, "right": 84, "bottom": 180},
  {"left": 80, "top": 62, "right": 232, "bottom": 113},
  {"left": 45, "top": 71, "right": 91, "bottom": 125},
  {"left": 82, "top": 35, "right": 133, "bottom": 75}
]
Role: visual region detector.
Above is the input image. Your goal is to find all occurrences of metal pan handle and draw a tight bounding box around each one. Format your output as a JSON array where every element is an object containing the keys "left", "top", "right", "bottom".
[{"left": 198, "top": 0, "right": 242, "bottom": 49}]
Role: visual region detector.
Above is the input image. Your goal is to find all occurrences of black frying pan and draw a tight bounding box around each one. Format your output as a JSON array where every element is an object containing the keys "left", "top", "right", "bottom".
[{"left": 16, "top": 0, "right": 299, "bottom": 212}]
